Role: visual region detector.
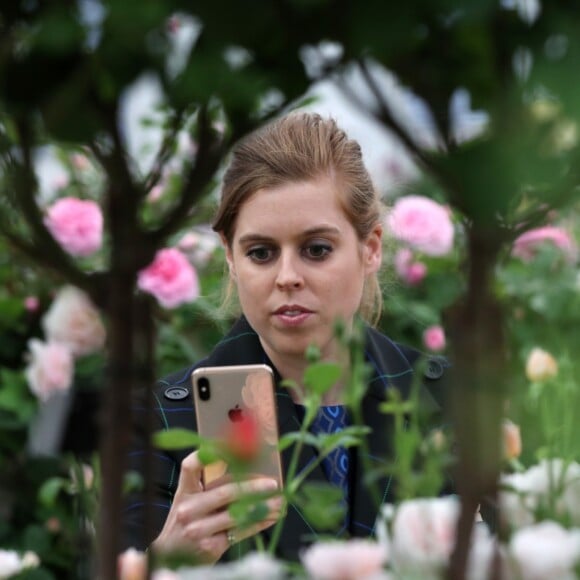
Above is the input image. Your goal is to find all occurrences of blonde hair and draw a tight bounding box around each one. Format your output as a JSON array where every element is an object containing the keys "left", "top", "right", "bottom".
[{"left": 212, "top": 112, "right": 383, "bottom": 325}]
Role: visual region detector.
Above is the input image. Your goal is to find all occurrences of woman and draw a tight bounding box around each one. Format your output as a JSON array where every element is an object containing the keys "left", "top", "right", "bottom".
[{"left": 123, "top": 112, "right": 448, "bottom": 563}]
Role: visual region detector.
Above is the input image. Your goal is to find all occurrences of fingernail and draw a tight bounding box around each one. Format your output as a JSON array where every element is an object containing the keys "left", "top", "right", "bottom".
[{"left": 261, "top": 479, "right": 279, "bottom": 491}]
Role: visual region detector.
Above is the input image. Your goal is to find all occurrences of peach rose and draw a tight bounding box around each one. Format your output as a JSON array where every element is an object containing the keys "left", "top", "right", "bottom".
[
  {"left": 525, "top": 347, "right": 558, "bottom": 382},
  {"left": 118, "top": 548, "right": 147, "bottom": 580},
  {"left": 503, "top": 419, "right": 522, "bottom": 461}
]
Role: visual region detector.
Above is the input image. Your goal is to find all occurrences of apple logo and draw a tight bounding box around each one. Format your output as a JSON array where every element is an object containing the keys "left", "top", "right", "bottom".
[{"left": 228, "top": 404, "right": 244, "bottom": 422}]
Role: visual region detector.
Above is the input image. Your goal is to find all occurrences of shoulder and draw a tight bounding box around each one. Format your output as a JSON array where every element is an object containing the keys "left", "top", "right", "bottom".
[
  {"left": 366, "top": 325, "right": 450, "bottom": 378},
  {"left": 365, "top": 325, "right": 450, "bottom": 410}
]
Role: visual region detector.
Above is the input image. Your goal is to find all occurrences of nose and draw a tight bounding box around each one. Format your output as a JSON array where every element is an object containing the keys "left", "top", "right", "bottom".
[{"left": 275, "top": 252, "right": 304, "bottom": 290}]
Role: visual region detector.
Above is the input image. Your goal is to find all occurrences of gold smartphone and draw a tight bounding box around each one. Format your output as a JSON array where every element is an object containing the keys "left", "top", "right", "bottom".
[{"left": 191, "top": 364, "right": 283, "bottom": 489}]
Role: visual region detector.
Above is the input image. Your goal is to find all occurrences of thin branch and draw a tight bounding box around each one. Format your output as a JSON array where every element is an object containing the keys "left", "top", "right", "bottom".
[
  {"left": 9, "top": 118, "right": 101, "bottom": 301},
  {"left": 143, "top": 108, "right": 187, "bottom": 194},
  {"left": 147, "top": 104, "right": 226, "bottom": 246},
  {"left": 1, "top": 226, "right": 104, "bottom": 298},
  {"left": 335, "top": 59, "right": 459, "bottom": 198}
]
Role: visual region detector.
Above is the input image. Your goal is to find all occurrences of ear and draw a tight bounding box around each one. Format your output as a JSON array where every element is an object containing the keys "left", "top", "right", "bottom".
[
  {"left": 363, "top": 223, "right": 383, "bottom": 275},
  {"left": 220, "top": 234, "right": 237, "bottom": 280}
]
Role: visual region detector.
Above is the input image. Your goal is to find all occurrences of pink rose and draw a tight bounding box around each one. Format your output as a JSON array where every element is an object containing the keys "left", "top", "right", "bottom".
[
  {"left": 387, "top": 195, "right": 454, "bottom": 256},
  {"left": 423, "top": 325, "right": 446, "bottom": 352},
  {"left": 512, "top": 226, "right": 577, "bottom": 263},
  {"left": 25, "top": 339, "right": 73, "bottom": 402},
  {"left": 137, "top": 248, "right": 199, "bottom": 308},
  {"left": 394, "top": 248, "right": 428, "bottom": 286},
  {"left": 301, "top": 539, "right": 388, "bottom": 580},
  {"left": 44, "top": 197, "right": 103, "bottom": 257},
  {"left": 42, "top": 286, "right": 106, "bottom": 357},
  {"left": 24, "top": 296, "right": 40, "bottom": 312}
]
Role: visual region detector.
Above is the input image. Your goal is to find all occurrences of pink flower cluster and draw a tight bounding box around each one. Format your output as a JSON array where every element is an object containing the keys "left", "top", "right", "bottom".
[
  {"left": 512, "top": 226, "right": 577, "bottom": 263},
  {"left": 137, "top": 248, "right": 200, "bottom": 308},
  {"left": 394, "top": 248, "right": 427, "bottom": 286},
  {"left": 387, "top": 195, "right": 455, "bottom": 257},
  {"left": 44, "top": 197, "right": 103, "bottom": 257},
  {"left": 25, "top": 286, "right": 106, "bottom": 402}
]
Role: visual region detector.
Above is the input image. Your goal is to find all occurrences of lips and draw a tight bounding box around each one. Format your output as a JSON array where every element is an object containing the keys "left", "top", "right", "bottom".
[
  {"left": 273, "top": 305, "right": 313, "bottom": 315},
  {"left": 272, "top": 305, "right": 313, "bottom": 327}
]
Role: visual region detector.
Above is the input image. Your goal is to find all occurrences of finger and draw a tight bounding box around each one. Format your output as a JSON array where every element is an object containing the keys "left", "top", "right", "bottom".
[
  {"left": 203, "top": 472, "right": 234, "bottom": 491},
  {"left": 197, "top": 516, "right": 280, "bottom": 561},
  {"left": 174, "top": 450, "right": 205, "bottom": 497},
  {"left": 196, "top": 477, "right": 279, "bottom": 517},
  {"left": 182, "top": 494, "right": 285, "bottom": 544}
]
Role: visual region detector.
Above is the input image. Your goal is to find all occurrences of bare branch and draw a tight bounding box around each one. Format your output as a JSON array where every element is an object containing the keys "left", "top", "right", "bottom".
[
  {"left": 335, "top": 59, "right": 460, "bottom": 198},
  {"left": 147, "top": 105, "right": 226, "bottom": 246},
  {"left": 9, "top": 118, "right": 101, "bottom": 300},
  {"left": 143, "top": 108, "right": 187, "bottom": 195}
]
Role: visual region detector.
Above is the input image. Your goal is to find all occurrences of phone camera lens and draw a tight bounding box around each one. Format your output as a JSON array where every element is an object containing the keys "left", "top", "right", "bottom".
[{"left": 197, "top": 377, "right": 210, "bottom": 401}]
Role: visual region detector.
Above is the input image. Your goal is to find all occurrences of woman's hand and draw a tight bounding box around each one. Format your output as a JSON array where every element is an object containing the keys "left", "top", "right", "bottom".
[{"left": 150, "top": 450, "right": 282, "bottom": 563}]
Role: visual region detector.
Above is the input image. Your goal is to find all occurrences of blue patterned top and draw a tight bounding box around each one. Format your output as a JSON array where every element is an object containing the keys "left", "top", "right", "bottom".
[{"left": 296, "top": 404, "right": 351, "bottom": 525}]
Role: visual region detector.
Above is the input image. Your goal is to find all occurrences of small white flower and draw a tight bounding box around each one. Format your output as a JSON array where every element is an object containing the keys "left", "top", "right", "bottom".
[{"left": 510, "top": 521, "right": 580, "bottom": 580}]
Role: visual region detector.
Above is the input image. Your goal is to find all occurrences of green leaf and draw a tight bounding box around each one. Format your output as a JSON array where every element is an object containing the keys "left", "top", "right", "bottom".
[
  {"left": 294, "top": 482, "right": 346, "bottom": 531},
  {"left": 153, "top": 428, "right": 202, "bottom": 450},
  {"left": 38, "top": 477, "right": 67, "bottom": 507},
  {"left": 278, "top": 431, "right": 319, "bottom": 451},
  {"left": 303, "top": 362, "right": 342, "bottom": 395},
  {"left": 197, "top": 445, "right": 220, "bottom": 465},
  {"left": 229, "top": 496, "right": 270, "bottom": 529}
]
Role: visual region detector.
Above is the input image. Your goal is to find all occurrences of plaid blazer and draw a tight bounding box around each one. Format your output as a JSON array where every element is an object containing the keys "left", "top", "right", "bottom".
[{"left": 122, "top": 316, "right": 449, "bottom": 561}]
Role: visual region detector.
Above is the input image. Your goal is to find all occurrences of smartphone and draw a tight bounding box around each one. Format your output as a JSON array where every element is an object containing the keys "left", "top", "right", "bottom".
[{"left": 191, "top": 364, "right": 283, "bottom": 489}]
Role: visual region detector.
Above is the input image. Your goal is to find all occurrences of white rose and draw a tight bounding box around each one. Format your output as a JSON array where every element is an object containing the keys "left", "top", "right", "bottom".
[
  {"left": 466, "top": 524, "right": 498, "bottom": 580},
  {"left": 391, "top": 496, "right": 460, "bottom": 578},
  {"left": 0, "top": 550, "right": 23, "bottom": 579},
  {"left": 21, "top": 551, "right": 40, "bottom": 569},
  {"left": 510, "top": 521, "right": 580, "bottom": 580},
  {"left": 42, "top": 285, "right": 106, "bottom": 357},
  {"left": 301, "top": 540, "right": 389, "bottom": 580},
  {"left": 501, "top": 460, "right": 580, "bottom": 528},
  {"left": 25, "top": 339, "right": 74, "bottom": 402}
]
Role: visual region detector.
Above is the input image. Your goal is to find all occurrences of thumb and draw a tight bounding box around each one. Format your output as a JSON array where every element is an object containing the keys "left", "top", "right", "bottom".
[{"left": 174, "top": 450, "right": 205, "bottom": 496}]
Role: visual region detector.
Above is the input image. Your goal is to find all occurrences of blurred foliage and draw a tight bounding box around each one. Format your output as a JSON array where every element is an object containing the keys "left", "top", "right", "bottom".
[{"left": 1, "top": 0, "right": 580, "bottom": 575}]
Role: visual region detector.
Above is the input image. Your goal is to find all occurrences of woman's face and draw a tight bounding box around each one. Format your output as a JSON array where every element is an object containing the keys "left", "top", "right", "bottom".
[{"left": 224, "top": 176, "right": 382, "bottom": 366}]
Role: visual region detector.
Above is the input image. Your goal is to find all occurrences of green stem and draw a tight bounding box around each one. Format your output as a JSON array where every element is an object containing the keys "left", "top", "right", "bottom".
[{"left": 267, "top": 397, "right": 319, "bottom": 555}]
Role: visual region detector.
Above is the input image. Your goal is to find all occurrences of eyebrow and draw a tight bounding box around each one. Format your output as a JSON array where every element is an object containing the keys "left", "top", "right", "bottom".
[{"left": 237, "top": 226, "right": 341, "bottom": 245}]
